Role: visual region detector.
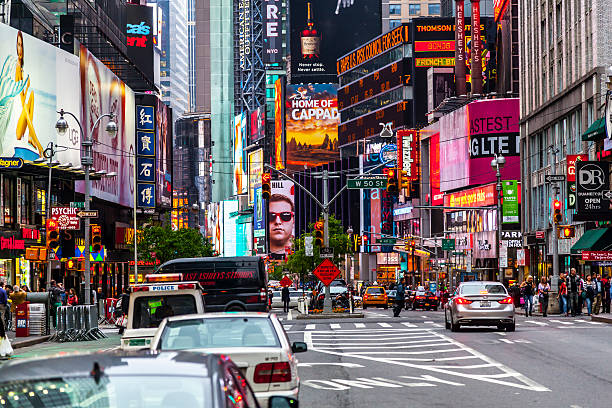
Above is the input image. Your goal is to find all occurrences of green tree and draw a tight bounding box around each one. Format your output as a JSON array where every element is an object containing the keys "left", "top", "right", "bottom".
[
  {"left": 285, "top": 214, "right": 352, "bottom": 283},
  {"left": 134, "top": 226, "right": 214, "bottom": 264}
]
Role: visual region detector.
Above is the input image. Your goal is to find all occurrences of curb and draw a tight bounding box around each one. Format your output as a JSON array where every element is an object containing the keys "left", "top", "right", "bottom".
[
  {"left": 591, "top": 315, "right": 612, "bottom": 324},
  {"left": 12, "top": 335, "right": 52, "bottom": 349}
]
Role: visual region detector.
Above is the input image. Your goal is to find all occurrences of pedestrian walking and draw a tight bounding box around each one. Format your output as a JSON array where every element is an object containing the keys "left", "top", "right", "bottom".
[
  {"left": 281, "top": 285, "right": 290, "bottom": 313},
  {"left": 603, "top": 274, "right": 611, "bottom": 314},
  {"left": 393, "top": 278, "right": 406, "bottom": 317},
  {"left": 0, "top": 283, "right": 7, "bottom": 329},
  {"left": 558, "top": 273, "right": 568, "bottom": 316},
  {"left": 593, "top": 274, "right": 603, "bottom": 315},
  {"left": 9, "top": 286, "right": 26, "bottom": 331},
  {"left": 67, "top": 288, "right": 79, "bottom": 306},
  {"left": 567, "top": 268, "right": 582, "bottom": 317},
  {"left": 520, "top": 276, "right": 535, "bottom": 316},
  {"left": 49, "top": 280, "right": 64, "bottom": 328},
  {"left": 583, "top": 275, "right": 595, "bottom": 316},
  {"left": 20, "top": 285, "right": 29, "bottom": 292},
  {"left": 537, "top": 277, "right": 551, "bottom": 317}
]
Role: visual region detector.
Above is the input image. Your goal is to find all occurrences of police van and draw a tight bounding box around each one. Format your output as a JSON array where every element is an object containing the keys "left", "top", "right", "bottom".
[{"left": 120, "top": 273, "right": 205, "bottom": 350}]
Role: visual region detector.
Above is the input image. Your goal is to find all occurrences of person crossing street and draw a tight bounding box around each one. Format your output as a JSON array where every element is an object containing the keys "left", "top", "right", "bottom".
[
  {"left": 393, "top": 278, "right": 406, "bottom": 317},
  {"left": 281, "top": 285, "right": 290, "bottom": 313}
]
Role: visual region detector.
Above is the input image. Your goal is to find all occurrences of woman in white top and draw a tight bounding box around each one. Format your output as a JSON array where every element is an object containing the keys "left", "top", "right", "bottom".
[{"left": 537, "top": 277, "right": 551, "bottom": 317}]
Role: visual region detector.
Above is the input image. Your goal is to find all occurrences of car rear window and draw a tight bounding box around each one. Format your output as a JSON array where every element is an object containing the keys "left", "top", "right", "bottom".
[
  {"left": 461, "top": 284, "right": 507, "bottom": 295},
  {"left": 366, "top": 287, "right": 384, "bottom": 294},
  {"left": 160, "top": 317, "right": 280, "bottom": 350},
  {"left": 132, "top": 295, "right": 198, "bottom": 329}
]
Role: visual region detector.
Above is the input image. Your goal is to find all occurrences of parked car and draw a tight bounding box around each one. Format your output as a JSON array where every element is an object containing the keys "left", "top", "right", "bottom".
[
  {"left": 150, "top": 312, "right": 306, "bottom": 407},
  {"left": 445, "top": 281, "right": 515, "bottom": 332},
  {"left": 362, "top": 286, "right": 388, "bottom": 309},
  {"left": 0, "top": 350, "right": 298, "bottom": 408}
]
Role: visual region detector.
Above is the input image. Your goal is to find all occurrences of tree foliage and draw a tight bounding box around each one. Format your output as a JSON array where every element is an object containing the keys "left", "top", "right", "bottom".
[
  {"left": 134, "top": 226, "right": 214, "bottom": 264},
  {"left": 285, "top": 214, "right": 352, "bottom": 281}
]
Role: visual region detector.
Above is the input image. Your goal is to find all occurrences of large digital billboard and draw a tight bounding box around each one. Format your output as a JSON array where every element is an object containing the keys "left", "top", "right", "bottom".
[
  {"left": 285, "top": 83, "right": 339, "bottom": 170},
  {"left": 269, "top": 180, "right": 295, "bottom": 260},
  {"left": 263, "top": 0, "right": 283, "bottom": 64},
  {"left": 156, "top": 99, "right": 172, "bottom": 207},
  {"left": 126, "top": 5, "right": 154, "bottom": 84},
  {"left": 233, "top": 112, "right": 248, "bottom": 194},
  {"left": 250, "top": 106, "right": 265, "bottom": 143},
  {"left": 274, "top": 78, "right": 285, "bottom": 170},
  {"left": 289, "top": 0, "right": 381, "bottom": 82},
  {"left": 248, "top": 148, "right": 263, "bottom": 205}
]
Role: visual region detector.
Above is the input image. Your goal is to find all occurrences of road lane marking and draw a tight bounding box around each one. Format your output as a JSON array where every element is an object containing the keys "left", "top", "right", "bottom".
[
  {"left": 523, "top": 320, "right": 548, "bottom": 326},
  {"left": 499, "top": 339, "right": 514, "bottom": 344},
  {"left": 330, "top": 324, "right": 341, "bottom": 329},
  {"left": 495, "top": 332, "right": 507, "bottom": 336},
  {"left": 432, "top": 323, "right": 443, "bottom": 328},
  {"left": 378, "top": 323, "right": 392, "bottom": 328},
  {"left": 314, "top": 343, "right": 455, "bottom": 350},
  {"left": 298, "top": 362, "right": 364, "bottom": 368},
  {"left": 421, "top": 315, "right": 428, "bottom": 318},
  {"left": 424, "top": 321, "right": 434, "bottom": 324},
  {"left": 354, "top": 323, "right": 366, "bottom": 328},
  {"left": 549, "top": 319, "right": 572, "bottom": 325},
  {"left": 305, "top": 324, "right": 316, "bottom": 330},
  {"left": 312, "top": 339, "right": 449, "bottom": 347},
  {"left": 402, "top": 322, "right": 417, "bottom": 327}
]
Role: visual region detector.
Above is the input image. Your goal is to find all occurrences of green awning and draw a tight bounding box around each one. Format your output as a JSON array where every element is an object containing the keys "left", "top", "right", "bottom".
[
  {"left": 571, "top": 228, "right": 612, "bottom": 254},
  {"left": 581, "top": 117, "right": 606, "bottom": 141}
]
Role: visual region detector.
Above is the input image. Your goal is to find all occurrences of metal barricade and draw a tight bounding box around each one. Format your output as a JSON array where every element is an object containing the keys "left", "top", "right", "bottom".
[{"left": 51, "top": 305, "right": 107, "bottom": 342}]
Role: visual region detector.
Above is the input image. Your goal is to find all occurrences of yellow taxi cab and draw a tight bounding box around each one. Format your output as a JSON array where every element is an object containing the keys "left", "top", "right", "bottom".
[{"left": 362, "top": 286, "right": 388, "bottom": 309}]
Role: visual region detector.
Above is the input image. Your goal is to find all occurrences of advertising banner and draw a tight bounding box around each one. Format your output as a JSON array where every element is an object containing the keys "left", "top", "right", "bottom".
[
  {"left": 444, "top": 184, "right": 496, "bottom": 208},
  {"left": 126, "top": 5, "right": 154, "bottom": 83},
  {"left": 567, "top": 154, "right": 587, "bottom": 209},
  {"left": 274, "top": 78, "right": 285, "bottom": 169},
  {"left": 440, "top": 104, "right": 469, "bottom": 191},
  {"left": 135, "top": 104, "right": 156, "bottom": 208},
  {"left": 253, "top": 187, "right": 266, "bottom": 254},
  {"left": 263, "top": 0, "right": 283, "bottom": 64},
  {"left": 269, "top": 180, "right": 295, "bottom": 259},
  {"left": 233, "top": 112, "right": 248, "bottom": 194},
  {"left": 502, "top": 180, "right": 519, "bottom": 223},
  {"left": 473, "top": 230, "right": 496, "bottom": 258},
  {"left": 248, "top": 148, "right": 263, "bottom": 205},
  {"left": 429, "top": 133, "right": 443, "bottom": 205},
  {"left": 397, "top": 129, "right": 419, "bottom": 181},
  {"left": 238, "top": 0, "right": 252, "bottom": 72},
  {"left": 289, "top": 0, "right": 381, "bottom": 82},
  {"left": 285, "top": 83, "right": 339, "bottom": 170},
  {"left": 77, "top": 45, "right": 135, "bottom": 207},
  {"left": 156, "top": 99, "right": 172, "bottom": 207},
  {"left": 576, "top": 161, "right": 612, "bottom": 218},
  {"left": 249, "top": 106, "right": 265, "bottom": 143}
]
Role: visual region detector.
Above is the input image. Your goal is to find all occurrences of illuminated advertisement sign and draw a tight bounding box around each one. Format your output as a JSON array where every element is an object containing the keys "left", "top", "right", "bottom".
[
  {"left": 415, "top": 57, "right": 455, "bottom": 67},
  {"left": 263, "top": 0, "right": 282, "bottom": 64},
  {"left": 126, "top": 5, "right": 154, "bottom": 83},
  {"left": 444, "top": 184, "right": 497, "bottom": 209},
  {"left": 269, "top": 180, "right": 295, "bottom": 260},
  {"left": 429, "top": 133, "right": 443, "bottom": 205},
  {"left": 248, "top": 149, "right": 263, "bottom": 205},
  {"left": 136, "top": 104, "right": 156, "bottom": 208},
  {"left": 285, "top": 83, "right": 339, "bottom": 170},
  {"left": 238, "top": 0, "right": 252, "bottom": 71},
  {"left": 414, "top": 40, "right": 454, "bottom": 52},
  {"left": 397, "top": 130, "right": 419, "bottom": 181},
  {"left": 155, "top": 99, "right": 172, "bottom": 208},
  {"left": 494, "top": 0, "right": 510, "bottom": 22},
  {"left": 274, "top": 78, "right": 285, "bottom": 170},
  {"left": 291, "top": 0, "right": 381, "bottom": 82},
  {"left": 249, "top": 106, "right": 265, "bottom": 143},
  {"left": 567, "top": 154, "right": 588, "bottom": 209},
  {"left": 233, "top": 113, "right": 248, "bottom": 194}
]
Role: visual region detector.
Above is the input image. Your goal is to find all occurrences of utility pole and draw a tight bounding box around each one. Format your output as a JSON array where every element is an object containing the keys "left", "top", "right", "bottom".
[{"left": 550, "top": 146, "right": 560, "bottom": 294}]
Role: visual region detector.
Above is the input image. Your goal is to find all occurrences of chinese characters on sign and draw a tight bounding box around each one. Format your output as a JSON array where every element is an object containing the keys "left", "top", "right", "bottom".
[{"left": 136, "top": 105, "right": 156, "bottom": 208}]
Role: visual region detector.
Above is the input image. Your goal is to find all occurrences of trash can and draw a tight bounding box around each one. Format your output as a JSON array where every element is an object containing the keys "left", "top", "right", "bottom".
[{"left": 16, "top": 301, "right": 30, "bottom": 337}]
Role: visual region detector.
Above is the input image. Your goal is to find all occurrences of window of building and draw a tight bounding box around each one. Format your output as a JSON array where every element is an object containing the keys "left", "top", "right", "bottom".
[
  {"left": 389, "top": 19, "right": 402, "bottom": 29},
  {"left": 408, "top": 4, "right": 420, "bottom": 15},
  {"left": 389, "top": 4, "right": 401, "bottom": 15},
  {"left": 574, "top": 108, "right": 582, "bottom": 152},
  {"left": 428, "top": 3, "right": 440, "bottom": 15},
  {"left": 3, "top": 176, "right": 14, "bottom": 225},
  {"left": 20, "top": 179, "right": 32, "bottom": 225}
]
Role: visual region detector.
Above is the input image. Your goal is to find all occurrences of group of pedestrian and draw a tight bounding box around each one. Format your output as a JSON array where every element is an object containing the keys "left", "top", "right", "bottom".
[
  {"left": 0, "top": 282, "right": 30, "bottom": 331},
  {"left": 521, "top": 268, "right": 611, "bottom": 317}
]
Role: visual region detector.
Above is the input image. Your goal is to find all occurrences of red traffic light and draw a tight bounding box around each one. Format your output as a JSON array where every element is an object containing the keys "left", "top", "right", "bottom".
[
  {"left": 553, "top": 199, "right": 561, "bottom": 210},
  {"left": 387, "top": 169, "right": 395, "bottom": 178},
  {"left": 262, "top": 173, "right": 271, "bottom": 183}
]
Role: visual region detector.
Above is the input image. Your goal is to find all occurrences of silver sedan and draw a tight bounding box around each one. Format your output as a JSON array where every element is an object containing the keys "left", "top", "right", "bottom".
[{"left": 445, "top": 281, "right": 515, "bottom": 332}]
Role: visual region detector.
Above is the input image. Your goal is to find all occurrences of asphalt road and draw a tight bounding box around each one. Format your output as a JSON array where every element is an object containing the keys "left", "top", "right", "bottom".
[{"left": 9, "top": 309, "right": 612, "bottom": 407}]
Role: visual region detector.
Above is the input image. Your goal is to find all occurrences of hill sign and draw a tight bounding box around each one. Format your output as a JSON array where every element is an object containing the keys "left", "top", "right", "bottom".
[{"left": 313, "top": 259, "right": 341, "bottom": 286}]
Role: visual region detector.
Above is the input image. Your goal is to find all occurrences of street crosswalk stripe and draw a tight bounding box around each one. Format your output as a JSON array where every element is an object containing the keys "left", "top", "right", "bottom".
[
  {"left": 330, "top": 324, "right": 341, "bottom": 329},
  {"left": 402, "top": 322, "right": 417, "bottom": 327},
  {"left": 305, "top": 324, "right": 316, "bottom": 330},
  {"left": 378, "top": 323, "right": 392, "bottom": 328},
  {"left": 432, "top": 323, "right": 443, "bottom": 328},
  {"left": 549, "top": 319, "right": 572, "bottom": 325},
  {"left": 424, "top": 321, "right": 434, "bottom": 324},
  {"left": 421, "top": 315, "right": 428, "bottom": 318},
  {"left": 579, "top": 320, "right": 603, "bottom": 325},
  {"left": 523, "top": 320, "right": 547, "bottom": 326},
  {"left": 354, "top": 323, "right": 366, "bottom": 328}
]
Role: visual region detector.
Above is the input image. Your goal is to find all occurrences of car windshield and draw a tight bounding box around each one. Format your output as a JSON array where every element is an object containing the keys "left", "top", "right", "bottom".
[
  {"left": 461, "top": 284, "right": 507, "bottom": 295},
  {"left": 330, "top": 286, "right": 348, "bottom": 294},
  {"left": 366, "top": 287, "right": 384, "bottom": 294},
  {"left": 387, "top": 290, "right": 396, "bottom": 296},
  {"left": 132, "top": 295, "right": 198, "bottom": 329},
  {"left": 0, "top": 376, "right": 212, "bottom": 408},
  {"left": 159, "top": 317, "right": 280, "bottom": 350}
]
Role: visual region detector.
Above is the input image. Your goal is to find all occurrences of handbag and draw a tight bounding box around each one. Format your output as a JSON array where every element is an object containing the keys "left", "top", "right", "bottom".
[{"left": 0, "top": 337, "right": 13, "bottom": 357}]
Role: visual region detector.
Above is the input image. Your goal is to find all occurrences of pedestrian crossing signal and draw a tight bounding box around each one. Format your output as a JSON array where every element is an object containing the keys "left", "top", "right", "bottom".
[{"left": 559, "top": 225, "right": 575, "bottom": 239}]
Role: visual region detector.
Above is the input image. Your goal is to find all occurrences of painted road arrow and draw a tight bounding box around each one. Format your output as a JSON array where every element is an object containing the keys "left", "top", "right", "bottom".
[{"left": 77, "top": 210, "right": 99, "bottom": 218}]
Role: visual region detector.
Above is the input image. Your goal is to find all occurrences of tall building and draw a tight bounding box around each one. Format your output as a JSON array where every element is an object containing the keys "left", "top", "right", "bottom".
[
  {"left": 382, "top": 0, "right": 442, "bottom": 32},
  {"left": 440, "top": 0, "right": 494, "bottom": 17},
  {"left": 519, "top": 0, "right": 612, "bottom": 277},
  {"left": 187, "top": 0, "right": 197, "bottom": 111}
]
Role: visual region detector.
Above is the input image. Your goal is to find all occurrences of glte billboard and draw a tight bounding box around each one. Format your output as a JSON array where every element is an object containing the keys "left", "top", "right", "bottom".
[
  {"left": 285, "top": 83, "right": 339, "bottom": 170},
  {"left": 290, "top": 0, "right": 381, "bottom": 82}
]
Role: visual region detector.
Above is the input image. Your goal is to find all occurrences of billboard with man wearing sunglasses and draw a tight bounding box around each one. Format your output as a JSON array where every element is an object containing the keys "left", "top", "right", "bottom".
[{"left": 269, "top": 180, "right": 295, "bottom": 260}]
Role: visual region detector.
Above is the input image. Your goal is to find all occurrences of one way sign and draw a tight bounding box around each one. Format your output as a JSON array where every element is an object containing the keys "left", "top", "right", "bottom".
[{"left": 603, "top": 191, "right": 612, "bottom": 200}]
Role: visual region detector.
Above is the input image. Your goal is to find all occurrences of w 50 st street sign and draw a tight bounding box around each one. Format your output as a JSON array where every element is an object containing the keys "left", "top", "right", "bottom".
[{"left": 347, "top": 177, "right": 387, "bottom": 189}]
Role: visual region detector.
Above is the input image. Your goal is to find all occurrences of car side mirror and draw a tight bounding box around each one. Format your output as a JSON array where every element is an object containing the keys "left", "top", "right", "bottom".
[
  {"left": 268, "top": 396, "right": 298, "bottom": 408},
  {"left": 291, "top": 341, "right": 307, "bottom": 353}
]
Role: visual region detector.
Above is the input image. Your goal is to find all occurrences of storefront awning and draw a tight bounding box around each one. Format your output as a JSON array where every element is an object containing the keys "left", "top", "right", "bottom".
[
  {"left": 581, "top": 117, "right": 606, "bottom": 141},
  {"left": 570, "top": 228, "right": 612, "bottom": 254}
]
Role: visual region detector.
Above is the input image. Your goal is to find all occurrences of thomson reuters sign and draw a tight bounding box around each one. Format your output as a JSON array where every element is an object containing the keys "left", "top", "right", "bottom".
[{"left": 0, "top": 157, "right": 23, "bottom": 169}]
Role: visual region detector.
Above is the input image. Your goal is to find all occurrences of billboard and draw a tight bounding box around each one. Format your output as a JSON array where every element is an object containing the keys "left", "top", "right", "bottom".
[
  {"left": 233, "top": 112, "right": 248, "bottom": 194},
  {"left": 126, "top": 5, "right": 154, "bottom": 83},
  {"left": 250, "top": 106, "right": 265, "bottom": 143},
  {"left": 248, "top": 148, "right": 263, "bottom": 205},
  {"left": 397, "top": 130, "right": 419, "bottom": 182},
  {"left": 285, "top": 83, "right": 339, "bottom": 170},
  {"left": 429, "top": 133, "right": 443, "bottom": 205},
  {"left": 136, "top": 104, "right": 156, "bottom": 208},
  {"left": 567, "top": 154, "right": 588, "bottom": 209},
  {"left": 77, "top": 45, "right": 135, "bottom": 207},
  {"left": 290, "top": 0, "right": 381, "bottom": 82},
  {"left": 502, "top": 180, "right": 519, "bottom": 223},
  {"left": 269, "top": 180, "right": 295, "bottom": 259},
  {"left": 156, "top": 99, "right": 172, "bottom": 207},
  {"left": 576, "top": 161, "right": 612, "bottom": 219},
  {"left": 440, "top": 104, "right": 469, "bottom": 192},
  {"left": 274, "top": 78, "right": 285, "bottom": 169},
  {"left": 263, "top": 0, "right": 283, "bottom": 64},
  {"left": 253, "top": 186, "right": 266, "bottom": 254}
]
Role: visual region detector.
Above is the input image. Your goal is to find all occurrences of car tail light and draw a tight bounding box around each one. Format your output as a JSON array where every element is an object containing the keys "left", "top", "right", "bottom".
[
  {"left": 454, "top": 297, "right": 473, "bottom": 304},
  {"left": 260, "top": 288, "right": 267, "bottom": 302},
  {"left": 498, "top": 297, "right": 513, "bottom": 304},
  {"left": 132, "top": 286, "right": 149, "bottom": 292},
  {"left": 416, "top": 296, "right": 425, "bottom": 300},
  {"left": 177, "top": 283, "right": 196, "bottom": 290},
  {"left": 363, "top": 294, "right": 369, "bottom": 300},
  {"left": 253, "top": 362, "right": 291, "bottom": 383}
]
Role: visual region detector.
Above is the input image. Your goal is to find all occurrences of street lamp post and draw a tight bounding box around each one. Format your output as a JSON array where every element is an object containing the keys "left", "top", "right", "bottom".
[
  {"left": 490, "top": 153, "right": 506, "bottom": 283},
  {"left": 56, "top": 109, "right": 117, "bottom": 305}
]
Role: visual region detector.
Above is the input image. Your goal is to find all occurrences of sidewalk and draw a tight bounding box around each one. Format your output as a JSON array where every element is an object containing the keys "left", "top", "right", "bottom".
[
  {"left": 516, "top": 308, "right": 612, "bottom": 324},
  {"left": 7, "top": 330, "right": 52, "bottom": 349}
]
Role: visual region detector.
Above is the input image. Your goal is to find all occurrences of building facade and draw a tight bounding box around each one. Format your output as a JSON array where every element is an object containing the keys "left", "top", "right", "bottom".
[{"left": 382, "top": 0, "right": 442, "bottom": 33}]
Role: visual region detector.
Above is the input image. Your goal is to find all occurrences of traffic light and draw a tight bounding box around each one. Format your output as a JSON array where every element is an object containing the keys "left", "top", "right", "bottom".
[
  {"left": 46, "top": 219, "right": 60, "bottom": 253},
  {"left": 386, "top": 168, "right": 398, "bottom": 195},
  {"left": 314, "top": 220, "right": 324, "bottom": 247},
  {"left": 354, "top": 235, "right": 363, "bottom": 251},
  {"left": 553, "top": 199, "right": 562, "bottom": 224},
  {"left": 405, "top": 241, "right": 410, "bottom": 251},
  {"left": 411, "top": 240, "right": 416, "bottom": 250},
  {"left": 399, "top": 170, "right": 409, "bottom": 190},
  {"left": 91, "top": 224, "right": 102, "bottom": 253},
  {"left": 559, "top": 225, "right": 575, "bottom": 239},
  {"left": 262, "top": 173, "right": 271, "bottom": 200}
]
